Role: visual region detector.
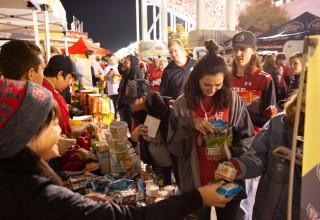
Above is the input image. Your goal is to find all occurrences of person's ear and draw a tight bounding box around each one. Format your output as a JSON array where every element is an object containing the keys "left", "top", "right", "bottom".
[
  {"left": 252, "top": 47, "right": 257, "bottom": 53},
  {"left": 26, "top": 68, "right": 34, "bottom": 81},
  {"left": 57, "top": 71, "right": 64, "bottom": 79}
]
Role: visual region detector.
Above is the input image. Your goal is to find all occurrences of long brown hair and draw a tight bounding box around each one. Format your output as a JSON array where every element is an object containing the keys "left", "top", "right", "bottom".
[
  {"left": 284, "top": 90, "right": 305, "bottom": 135},
  {"left": 184, "top": 40, "right": 231, "bottom": 110},
  {"left": 262, "top": 54, "right": 277, "bottom": 75}
]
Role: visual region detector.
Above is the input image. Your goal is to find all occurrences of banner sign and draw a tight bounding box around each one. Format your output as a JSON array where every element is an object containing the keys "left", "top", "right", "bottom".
[{"left": 300, "top": 35, "right": 320, "bottom": 220}]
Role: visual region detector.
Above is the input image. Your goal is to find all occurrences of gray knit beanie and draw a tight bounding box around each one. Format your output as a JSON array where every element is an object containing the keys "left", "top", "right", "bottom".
[{"left": 0, "top": 79, "right": 53, "bottom": 158}]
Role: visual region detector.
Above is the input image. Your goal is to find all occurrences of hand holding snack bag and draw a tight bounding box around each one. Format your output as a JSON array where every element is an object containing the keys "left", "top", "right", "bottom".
[{"left": 204, "top": 120, "right": 232, "bottom": 161}]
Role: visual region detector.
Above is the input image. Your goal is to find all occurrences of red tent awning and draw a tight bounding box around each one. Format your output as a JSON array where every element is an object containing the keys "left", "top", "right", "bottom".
[{"left": 62, "top": 36, "right": 110, "bottom": 55}]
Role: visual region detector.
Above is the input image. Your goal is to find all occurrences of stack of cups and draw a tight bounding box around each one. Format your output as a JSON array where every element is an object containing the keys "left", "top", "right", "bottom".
[
  {"left": 109, "top": 121, "right": 129, "bottom": 169},
  {"left": 145, "top": 184, "right": 159, "bottom": 205}
]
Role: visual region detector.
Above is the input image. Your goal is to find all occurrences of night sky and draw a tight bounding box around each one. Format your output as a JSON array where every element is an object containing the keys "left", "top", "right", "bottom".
[{"left": 60, "top": 0, "right": 137, "bottom": 53}]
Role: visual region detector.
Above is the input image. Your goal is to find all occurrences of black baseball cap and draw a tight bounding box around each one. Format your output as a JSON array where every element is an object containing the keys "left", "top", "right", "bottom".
[
  {"left": 121, "top": 79, "right": 150, "bottom": 105},
  {"left": 232, "top": 30, "right": 257, "bottom": 48},
  {"left": 44, "top": 54, "right": 83, "bottom": 78}
]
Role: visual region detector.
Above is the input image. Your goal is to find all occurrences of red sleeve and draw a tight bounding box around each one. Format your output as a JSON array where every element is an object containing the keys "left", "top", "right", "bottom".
[
  {"left": 283, "top": 66, "right": 289, "bottom": 76},
  {"left": 131, "top": 119, "right": 137, "bottom": 132},
  {"left": 56, "top": 95, "right": 72, "bottom": 135},
  {"left": 229, "top": 159, "right": 241, "bottom": 176}
]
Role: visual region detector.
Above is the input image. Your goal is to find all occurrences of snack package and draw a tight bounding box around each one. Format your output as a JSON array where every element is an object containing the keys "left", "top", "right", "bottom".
[
  {"left": 157, "top": 190, "right": 170, "bottom": 199},
  {"left": 162, "top": 185, "right": 176, "bottom": 196},
  {"left": 97, "top": 152, "right": 111, "bottom": 175},
  {"left": 145, "top": 184, "right": 159, "bottom": 197},
  {"left": 93, "top": 114, "right": 114, "bottom": 129},
  {"left": 216, "top": 182, "right": 243, "bottom": 198},
  {"left": 76, "top": 148, "right": 98, "bottom": 162},
  {"left": 88, "top": 94, "right": 102, "bottom": 113},
  {"left": 215, "top": 163, "right": 237, "bottom": 182},
  {"left": 119, "top": 188, "right": 138, "bottom": 205},
  {"left": 101, "top": 96, "right": 111, "bottom": 114},
  {"left": 109, "top": 178, "right": 133, "bottom": 191},
  {"left": 82, "top": 162, "right": 100, "bottom": 172},
  {"left": 209, "top": 120, "right": 227, "bottom": 131},
  {"left": 204, "top": 127, "right": 232, "bottom": 161}
]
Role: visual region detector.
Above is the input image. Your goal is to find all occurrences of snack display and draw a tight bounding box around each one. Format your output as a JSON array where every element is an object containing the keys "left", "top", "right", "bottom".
[{"left": 64, "top": 85, "right": 179, "bottom": 208}]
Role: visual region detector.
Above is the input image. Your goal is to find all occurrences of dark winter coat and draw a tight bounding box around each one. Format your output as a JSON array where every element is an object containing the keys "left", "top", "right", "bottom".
[
  {"left": 168, "top": 91, "right": 254, "bottom": 197},
  {"left": 160, "top": 58, "right": 197, "bottom": 100},
  {"left": 118, "top": 55, "right": 144, "bottom": 109},
  {"left": 0, "top": 159, "right": 204, "bottom": 220},
  {"left": 131, "top": 93, "right": 170, "bottom": 164}
]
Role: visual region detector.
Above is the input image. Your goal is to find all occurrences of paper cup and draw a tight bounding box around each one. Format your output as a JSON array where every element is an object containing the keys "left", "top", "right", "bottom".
[
  {"left": 110, "top": 138, "right": 127, "bottom": 151},
  {"left": 109, "top": 121, "right": 128, "bottom": 139},
  {"left": 110, "top": 149, "right": 128, "bottom": 163}
]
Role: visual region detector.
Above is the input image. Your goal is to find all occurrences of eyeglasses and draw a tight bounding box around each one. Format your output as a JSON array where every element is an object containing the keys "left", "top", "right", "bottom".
[
  {"left": 169, "top": 48, "right": 182, "bottom": 54},
  {"left": 232, "top": 47, "right": 249, "bottom": 52}
]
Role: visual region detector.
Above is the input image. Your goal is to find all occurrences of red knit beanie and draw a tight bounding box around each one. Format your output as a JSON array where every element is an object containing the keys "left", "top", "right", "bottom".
[{"left": 0, "top": 79, "right": 53, "bottom": 158}]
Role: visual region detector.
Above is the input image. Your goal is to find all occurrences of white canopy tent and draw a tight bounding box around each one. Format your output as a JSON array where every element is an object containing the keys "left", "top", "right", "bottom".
[{"left": 0, "top": 0, "right": 67, "bottom": 61}]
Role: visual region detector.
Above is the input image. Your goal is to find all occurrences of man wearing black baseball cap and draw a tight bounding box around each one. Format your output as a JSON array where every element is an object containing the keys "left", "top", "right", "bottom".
[
  {"left": 122, "top": 79, "right": 179, "bottom": 186},
  {"left": 230, "top": 30, "right": 278, "bottom": 129},
  {"left": 42, "top": 54, "right": 96, "bottom": 140},
  {"left": 232, "top": 30, "right": 257, "bottom": 48},
  {"left": 230, "top": 30, "right": 278, "bottom": 220},
  {"left": 120, "top": 79, "right": 151, "bottom": 107}
]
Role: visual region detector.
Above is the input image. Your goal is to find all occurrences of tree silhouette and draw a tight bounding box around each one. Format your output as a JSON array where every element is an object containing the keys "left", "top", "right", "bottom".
[
  {"left": 238, "top": 0, "right": 289, "bottom": 33},
  {"left": 168, "top": 24, "right": 188, "bottom": 47}
]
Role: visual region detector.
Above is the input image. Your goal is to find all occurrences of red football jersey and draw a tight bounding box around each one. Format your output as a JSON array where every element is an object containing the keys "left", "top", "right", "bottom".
[{"left": 231, "top": 68, "right": 278, "bottom": 127}]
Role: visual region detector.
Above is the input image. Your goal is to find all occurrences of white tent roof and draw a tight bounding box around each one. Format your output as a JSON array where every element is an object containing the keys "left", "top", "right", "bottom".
[{"left": 0, "top": 0, "right": 67, "bottom": 35}]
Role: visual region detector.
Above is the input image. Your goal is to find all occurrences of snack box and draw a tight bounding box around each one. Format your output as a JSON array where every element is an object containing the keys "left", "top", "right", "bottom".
[{"left": 216, "top": 182, "right": 243, "bottom": 198}]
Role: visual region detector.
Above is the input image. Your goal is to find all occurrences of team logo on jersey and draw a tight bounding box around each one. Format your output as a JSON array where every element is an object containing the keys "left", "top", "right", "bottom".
[
  {"left": 259, "top": 71, "right": 272, "bottom": 78},
  {"left": 244, "top": 81, "right": 252, "bottom": 86},
  {"left": 232, "top": 87, "right": 246, "bottom": 92}
]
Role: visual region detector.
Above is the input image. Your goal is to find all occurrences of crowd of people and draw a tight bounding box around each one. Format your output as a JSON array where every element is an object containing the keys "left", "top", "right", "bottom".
[{"left": 0, "top": 29, "right": 307, "bottom": 220}]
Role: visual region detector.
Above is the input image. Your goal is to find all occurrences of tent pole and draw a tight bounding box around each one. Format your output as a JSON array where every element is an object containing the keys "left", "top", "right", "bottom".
[
  {"left": 32, "top": 11, "right": 40, "bottom": 46},
  {"left": 43, "top": 4, "right": 51, "bottom": 62},
  {"left": 136, "top": 0, "right": 140, "bottom": 43},
  {"left": 286, "top": 38, "right": 309, "bottom": 220},
  {"left": 65, "top": 30, "right": 69, "bottom": 56}
]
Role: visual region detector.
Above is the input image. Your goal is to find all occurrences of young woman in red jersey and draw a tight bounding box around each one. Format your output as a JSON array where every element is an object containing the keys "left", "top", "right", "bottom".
[{"left": 168, "top": 40, "right": 254, "bottom": 220}]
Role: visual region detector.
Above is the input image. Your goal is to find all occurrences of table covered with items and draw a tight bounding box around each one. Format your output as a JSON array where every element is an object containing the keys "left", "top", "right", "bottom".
[{"left": 61, "top": 89, "right": 178, "bottom": 207}]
